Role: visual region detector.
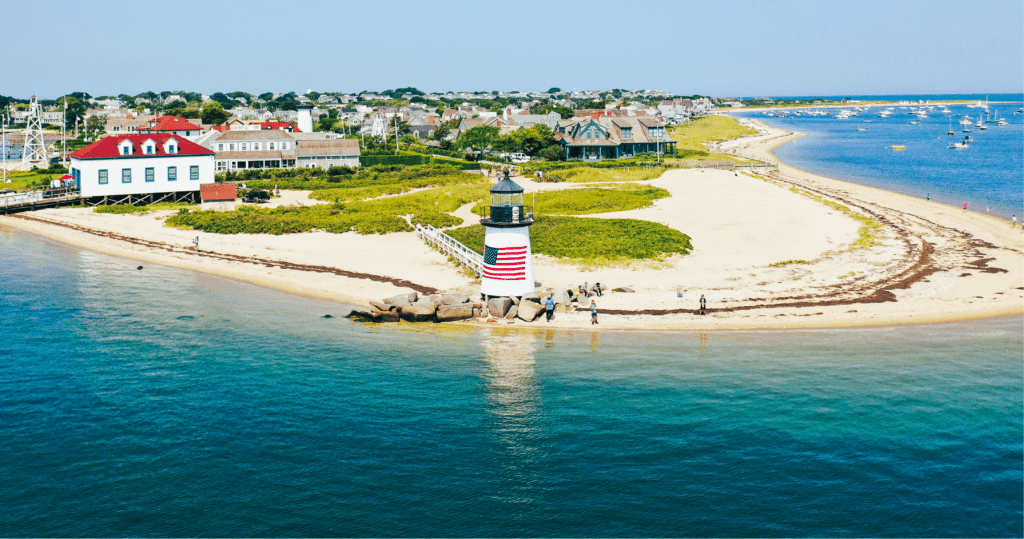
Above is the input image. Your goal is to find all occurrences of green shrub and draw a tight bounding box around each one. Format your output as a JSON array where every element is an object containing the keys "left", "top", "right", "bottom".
[
  {"left": 94, "top": 204, "right": 150, "bottom": 214},
  {"left": 447, "top": 216, "right": 691, "bottom": 262}
]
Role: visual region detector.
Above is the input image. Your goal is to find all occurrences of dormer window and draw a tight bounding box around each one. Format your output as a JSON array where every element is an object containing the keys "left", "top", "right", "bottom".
[
  {"left": 119, "top": 141, "right": 133, "bottom": 155},
  {"left": 164, "top": 138, "right": 179, "bottom": 154}
]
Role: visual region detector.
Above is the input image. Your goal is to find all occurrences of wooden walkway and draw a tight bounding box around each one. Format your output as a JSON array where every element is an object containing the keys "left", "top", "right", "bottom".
[
  {"left": 0, "top": 188, "right": 81, "bottom": 214},
  {"left": 416, "top": 224, "right": 483, "bottom": 276}
]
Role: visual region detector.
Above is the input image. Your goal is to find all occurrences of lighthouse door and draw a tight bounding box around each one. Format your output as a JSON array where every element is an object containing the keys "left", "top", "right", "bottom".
[{"left": 512, "top": 206, "right": 520, "bottom": 223}]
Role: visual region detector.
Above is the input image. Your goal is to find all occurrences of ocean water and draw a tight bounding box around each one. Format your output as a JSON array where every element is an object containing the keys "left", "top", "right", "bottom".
[
  {"left": 1, "top": 229, "right": 1021, "bottom": 537},
  {"left": 735, "top": 101, "right": 1024, "bottom": 217}
]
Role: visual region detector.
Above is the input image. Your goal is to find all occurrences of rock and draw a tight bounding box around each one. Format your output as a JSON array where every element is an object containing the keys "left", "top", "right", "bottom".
[
  {"left": 369, "top": 300, "right": 394, "bottom": 312},
  {"left": 346, "top": 308, "right": 370, "bottom": 318},
  {"left": 516, "top": 300, "right": 543, "bottom": 322},
  {"left": 551, "top": 289, "right": 571, "bottom": 306},
  {"left": 505, "top": 305, "right": 518, "bottom": 319},
  {"left": 400, "top": 302, "right": 436, "bottom": 322},
  {"left": 383, "top": 292, "right": 417, "bottom": 307},
  {"left": 350, "top": 309, "right": 382, "bottom": 322},
  {"left": 437, "top": 304, "right": 474, "bottom": 322},
  {"left": 322, "top": 314, "right": 334, "bottom": 319},
  {"left": 554, "top": 304, "right": 568, "bottom": 314},
  {"left": 441, "top": 293, "right": 470, "bottom": 305},
  {"left": 378, "top": 310, "right": 401, "bottom": 322},
  {"left": 137, "top": 266, "right": 143, "bottom": 270},
  {"left": 510, "top": 296, "right": 520, "bottom": 306},
  {"left": 487, "top": 297, "right": 513, "bottom": 318},
  {"left": 613, "top": 286, "right": 635, "bottom": 293},
  {"left": 472, "top": 307, "right": 482, "bottom": 318},
  {"left": 522, "top": 292, "right": 541, "bottom": 303},
  {"left": 471, "top": 302, "right": 483, "bottom": 309}
]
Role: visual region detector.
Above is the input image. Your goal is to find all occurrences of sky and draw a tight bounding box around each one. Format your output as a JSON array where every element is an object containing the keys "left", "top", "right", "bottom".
[{"left": 3, "top": 0, "right": 1022, "bottom": 99}]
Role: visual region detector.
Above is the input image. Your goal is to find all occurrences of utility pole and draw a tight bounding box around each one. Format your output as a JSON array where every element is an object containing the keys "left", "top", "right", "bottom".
[
  {"left": 62, "top": 98, "right": 68, "bottom": 167},
  {"left": 394, "top": 114, "right": 399, "bottom": 152},
  {"left": 2, "top": 108, "right": 8, "bottom": 184}
]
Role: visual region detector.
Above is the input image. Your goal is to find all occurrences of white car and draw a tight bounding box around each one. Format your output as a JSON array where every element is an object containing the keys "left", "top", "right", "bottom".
[{"left": 509, "top": 153, "right": 531, "bottom": 163}]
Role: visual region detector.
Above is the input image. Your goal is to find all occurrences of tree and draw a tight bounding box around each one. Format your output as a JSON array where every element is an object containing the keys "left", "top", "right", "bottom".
[
  {"left": 410, "top": 96, "right": 425, "bottom": 104},
  {"left": 429, "top": 121, "right": 454, "bottom": 141},
  {"left": 316, "top": 117, "right": 337, "bottom": 132},
  {"left": 202, "top": 102, "right": 229, "bottom": 125},
  {"left": 548, "top": 87, "right": 562, "bottom": 93},
  {"left": 85, "top": 115, "right": 106, "bottom": 138},
  {"left": 61, "top": 97, "right": 87, "bottom": 129},
  {"left": 455, "top": 125, "right": 499, "bottom": 151},
  {"left": 552, "top": 105, "right": 574, "bottom": 119},
  {"left": 538, "top": 145, "right": 565, "bottom": 161},
  {"left": 258, "top": 92, "right": 274, "bottom": 101}
]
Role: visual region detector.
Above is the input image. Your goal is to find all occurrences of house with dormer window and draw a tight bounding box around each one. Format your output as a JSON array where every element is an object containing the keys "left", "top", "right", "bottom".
[
  {"left": 137, "top": 116, "right": 203, "bottom": 139},
  {"left": 69, "top": 134, "right": 215, "bottom": 201},
  {"left": 554, "top": 116, "right": 676, "bottom": 160}
]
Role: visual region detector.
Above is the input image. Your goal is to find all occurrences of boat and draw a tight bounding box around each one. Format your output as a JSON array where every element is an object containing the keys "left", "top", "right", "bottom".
[
  {"left": 978, "top": 124, "right": 987, "bottom": 130},
  {"left": 857, "top": 128, "right": 868, "bottom": 131},
  {"left": 891, "top": 145, "right": 906, "bottom": 150},
  {"left": 947, "top": 117, "right": 955, "bottom": 135},
  {"left": 948, "top": 141, "right": 969, "bottom": 149},
  {"left": 963, "top": 127, "right": 973, "bottom": 132},
  {"left": 964, "top": 136, "right": 974, "bottom": 142},
  {"left": 997, "top": 118, "right": 1008, "bottom": 126}
]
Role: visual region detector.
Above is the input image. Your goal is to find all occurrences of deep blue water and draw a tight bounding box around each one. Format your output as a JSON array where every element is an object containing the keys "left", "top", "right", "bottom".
[
  {"left": 1, "top": 229, "right": 1021, "bottom": 537},
  {"left": 735, "top": 101, "right": 1024, "bottom": 217}
]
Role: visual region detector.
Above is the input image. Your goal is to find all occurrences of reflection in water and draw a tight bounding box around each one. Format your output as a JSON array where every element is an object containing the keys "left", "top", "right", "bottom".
[
  {"left": 700, "top": 332, "right": 708, "bottom": 350},
  {"left": 481, "top": 328, "right": 543, "bottom": 505},
  {"left": 591, "top": 332, "right": 598, "bottom": 352}
]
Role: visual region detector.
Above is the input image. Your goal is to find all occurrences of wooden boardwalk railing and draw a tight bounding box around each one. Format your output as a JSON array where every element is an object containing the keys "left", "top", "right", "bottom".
[{"left": 416, "top": 224, "right": 483, "bottom": 276}]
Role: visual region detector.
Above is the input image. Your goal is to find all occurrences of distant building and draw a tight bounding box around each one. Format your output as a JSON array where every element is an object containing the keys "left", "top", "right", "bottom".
[
  {"left": 138, "top": 116, "right": 203, "bottom": 139},
  {"left": 198, "top": 130, "right": 360, "bottom": 171},
  {"left": 554, "top": 116, "right": 675, "bottom": 160},
  {"left": 69, "top": 134, "right": 215, "bottom": 201}
]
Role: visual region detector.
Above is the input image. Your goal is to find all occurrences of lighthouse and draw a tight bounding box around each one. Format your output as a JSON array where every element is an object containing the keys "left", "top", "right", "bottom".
[{"left": 480, "top": 169, "right": 535, "bottom": 298}]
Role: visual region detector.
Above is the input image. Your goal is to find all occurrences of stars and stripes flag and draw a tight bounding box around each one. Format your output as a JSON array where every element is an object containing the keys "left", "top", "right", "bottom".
[{"left": 482, "top": 245, "right": 527, "bottom": 281}]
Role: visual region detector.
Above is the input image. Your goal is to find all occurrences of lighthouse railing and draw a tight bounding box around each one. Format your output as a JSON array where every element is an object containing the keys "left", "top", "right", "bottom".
[{"left": 416, "top": 224, "right": 484, "bottom": 277}]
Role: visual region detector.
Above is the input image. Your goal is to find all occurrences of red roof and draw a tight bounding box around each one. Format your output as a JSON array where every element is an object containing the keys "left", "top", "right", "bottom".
[
  {"left": 70, "top": 134, "right": 214, "bottom": 160},
  {"left": 140, "top": 117, "right": 201, "bottom": 132},
  {"left": 260, "top": 121, "right": 301, "bottom": 133},
  {"left": 200, "top": 183, "right": 237, "bottom": 201},
  {"left": 212, "top": 125, "right": 230, "bottom": 132}
]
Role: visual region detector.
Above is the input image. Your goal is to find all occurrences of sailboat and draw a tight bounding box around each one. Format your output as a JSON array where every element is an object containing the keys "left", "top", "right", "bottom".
[{"left": 947, "top": 117, "right": 955, "bottom": 135}]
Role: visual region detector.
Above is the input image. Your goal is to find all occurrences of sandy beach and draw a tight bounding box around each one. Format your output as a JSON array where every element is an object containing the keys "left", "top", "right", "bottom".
[{"left": 3, "top": 122, "right": 1021, "bottom": 330}]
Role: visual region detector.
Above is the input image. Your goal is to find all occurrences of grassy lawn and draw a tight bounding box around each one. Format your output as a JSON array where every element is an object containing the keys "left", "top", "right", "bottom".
[
  {"left": 94, "top": 202, "right": 198, "bottom": 215},
  {"left": 448, "top": 216, "right": 692, "bottom": 264},
  {"left": 1, "top": 170, "right": 65, "bottom": 191},
  {"left": 668, "top": 115, "right": 758, "bottom": 161}
]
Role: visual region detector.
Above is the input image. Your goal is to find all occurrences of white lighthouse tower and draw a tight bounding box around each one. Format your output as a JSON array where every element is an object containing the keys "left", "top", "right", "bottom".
[{"left": 481, "top": 169, "right": 535, "bottom": 298}]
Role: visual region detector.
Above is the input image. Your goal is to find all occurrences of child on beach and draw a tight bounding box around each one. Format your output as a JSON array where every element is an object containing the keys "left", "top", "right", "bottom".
[
  {"left": 591, "top": 301, "right": 598, "bottom": 325},
  {"left": 193, "top": 237, "right": 199, "bottom": 251},
  {"left": 1013, "top": 215, "right": 1017, "bottom": 228},
  {"left": 699, "top": 294, "right": 707, "bottom": 316}
]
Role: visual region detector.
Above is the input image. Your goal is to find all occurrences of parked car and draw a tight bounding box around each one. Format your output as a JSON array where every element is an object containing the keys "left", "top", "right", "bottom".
[
  {"left": 242, "top": 190, "right": 271, "bottom": 203},
  {"left": 509, "top": 152, "right": 531, "bottom": 164}
]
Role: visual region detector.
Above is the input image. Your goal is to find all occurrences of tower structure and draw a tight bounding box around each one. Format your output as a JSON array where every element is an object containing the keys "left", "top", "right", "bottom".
[
  {"left": 22, "top": 96, "right": 48, "bottom": 169},
  {"left": 296, "top": 104, "right": 314, "bottom": 133},
  {"left": 370, "top": 114, "right": 387, "bottom": 138},
  {"left": 480, "top": 170, "right": 535, "bottom": 298}
]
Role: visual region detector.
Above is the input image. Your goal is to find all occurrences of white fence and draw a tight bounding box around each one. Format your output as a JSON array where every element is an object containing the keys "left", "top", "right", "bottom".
[{"left": 416, "top": 224, "right": 483, "bottom": 276}]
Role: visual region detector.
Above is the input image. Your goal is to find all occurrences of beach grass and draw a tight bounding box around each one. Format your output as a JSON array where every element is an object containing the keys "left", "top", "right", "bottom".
[
  {"left": 668, "top": 115, "right": 758, "bottom": 161},
  {"left": 166, "top": 180, "right": 491, "bottom": 235},
  {"left": 788, "top": 187, "right": 883, "bottom": 249},
  {"left": 473, "top": 183, "right": 670, "bottom": 216},
  {"left": 535, "top": 167, "right": 665, "bottom": 183},
  {"left": 447, "top": 216, "right": 692, "bottom": 264}
]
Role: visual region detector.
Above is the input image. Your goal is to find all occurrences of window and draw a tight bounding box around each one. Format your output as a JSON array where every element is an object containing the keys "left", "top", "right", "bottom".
[
  {"left": 253, "top": 143, "right": 260, "bottom": 151},
  {"left": 218, "top": 143, "right": 224, "bottom": 151},
  {"left": 269, "top": 142, "right": 275, "bottom": 150},
  {"left": 121, "top": 145, "right": 131, "bottom": 155},
  {"left": 281, "top": 142, "right": 288, "bottom": 150},
  {"left": 229, "top": 144, "right": 235, "bottom": 151},
  {"left": 168, "top": 145, "right": 177, "bottom": 154},
  {"left": 190, "top": 166, "right": 199, "bottom": 180},
  {"left": 122, "top": 169, "right": 131, "bottom": 183},
  {"left": 99, "top": 169, "right": 108, "bottom": 184},
  {"left": 621, "top": 127, "right": 632, "bottom": 139},
  {"left": 145, "top": 167, "right": 154, "bottom": 182},
  {"left": 241, "top": 143, "right": 248, "bottom": 151},
  {"left": 168, "top": 166, "right": 177, "bottom": 181},
  {"left": 145, "top": 145, "right": 153, "bottom": 154}
]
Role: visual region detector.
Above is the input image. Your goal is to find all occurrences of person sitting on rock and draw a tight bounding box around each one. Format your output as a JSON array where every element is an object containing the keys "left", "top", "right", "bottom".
[
  {"left": 594, "top": 282, "right": 603, "bottom": 297},
  {"left": 579, "top": 282, "right": 590, "bottom": 298}
]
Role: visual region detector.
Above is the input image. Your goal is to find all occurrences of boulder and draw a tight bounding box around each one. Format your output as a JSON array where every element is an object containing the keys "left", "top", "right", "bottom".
[
  {"left": 369, "top": 300, "right": 395, "bottom": 312},
  {"left": 400, "top": 302, "right": 437, "bottom": 322},
  {"left": 522, "top": 292, "right": 541, "bottom": 303},
  {"left": 510, "top": 296, "right": 520, "bottom": 306},
  {"left": 378, "top": 310, "right": 401, "bottom": 322},
  {"left": 383, "top": 292, "right": 417, "bottom": 306},
  {"left": 613, "top": 286, "right": 635, "bottom": 293},
  {"left": 504, "top": 305, "right": 518, "bottom": 319},
  {"left": 516, "top": 300, "right": 543, "bottom": 322},
  {"left": 472, "top": 307, "right": 483, "bottom": 318},
  {"left": 487, "top": 297, "right": 513, "bottom": 318},
  {"left": 554, "top": 304, "right": 568, "bottom": 314},
  {"left": 551, "top": 289, "right": 571, "bottom": 306},
  {"left": 350, "top": 309, "right": 382, "bottom": 322},
  {"left": 437, "top": 304, "right": 474, "bottom": 322},
  {"left": 346, "top": 308, "right": 371, "bottom": 319},
  {"left": 441, "top": 293, "right": 470, "bottom": 305}
]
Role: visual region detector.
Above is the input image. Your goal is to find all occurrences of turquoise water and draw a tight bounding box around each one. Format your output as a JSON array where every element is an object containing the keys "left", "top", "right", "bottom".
[
  {"left": 735, "top": 101, "right": 1024, "bottom": 217},
  {"left": 1, "top": 229, "right": 1021, "bottom": 536}
]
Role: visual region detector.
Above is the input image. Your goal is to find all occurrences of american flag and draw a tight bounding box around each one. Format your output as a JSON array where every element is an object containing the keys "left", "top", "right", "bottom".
[{"left": 483, "top": 245, "right": 527, "bottom": 280}]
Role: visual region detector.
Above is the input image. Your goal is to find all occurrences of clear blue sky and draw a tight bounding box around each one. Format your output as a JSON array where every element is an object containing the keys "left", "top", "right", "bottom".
[{"left": 4, "top": 0, "right": 1022, "bottom": 99}]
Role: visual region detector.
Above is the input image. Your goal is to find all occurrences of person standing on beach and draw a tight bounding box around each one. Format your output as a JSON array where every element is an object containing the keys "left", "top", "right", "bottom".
[
  {"left": 963, "top": 201, "right": 968, "bottom": 210},
  {"left": 591, "top": 301, "right": 598, "bottom": 325},
  {"left": 193, "top": 236, "right": 199, "bottom": 252},
  {"left": 1013, "top": 215, "right": 1017, "bottom": 228},
  {"left": 545, "top": 296, "right": 555, "bottom": 322},
  {"left": 699, "top": 294, "right": 707, "bottom": 316},
  {"left": 986, "top": 206, "right": 990, "bottom": 214}
]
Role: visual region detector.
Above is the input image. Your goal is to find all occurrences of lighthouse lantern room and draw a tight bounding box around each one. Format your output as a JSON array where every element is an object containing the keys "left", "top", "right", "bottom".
[{"left": 480, "top": 170, "right": 535, "bottom": 298}]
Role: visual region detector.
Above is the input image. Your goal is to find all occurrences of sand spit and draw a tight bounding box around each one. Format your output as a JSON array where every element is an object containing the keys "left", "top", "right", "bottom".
[{"left": 2, "top": 121, "right": 1021, "bottom": 331}]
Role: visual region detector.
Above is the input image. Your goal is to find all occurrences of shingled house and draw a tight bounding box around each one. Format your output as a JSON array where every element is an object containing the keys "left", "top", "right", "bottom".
[{"left": 554, "top": 116, "right": 675, "bottom": 160}]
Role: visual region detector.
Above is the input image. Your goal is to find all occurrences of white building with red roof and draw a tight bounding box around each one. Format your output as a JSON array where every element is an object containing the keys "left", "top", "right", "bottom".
[
  {"left": 69, "top": 134, "right": 215, "bottom": 201},
  {"left": 138, "top": 116, "right": 203, "bottom": 139}
]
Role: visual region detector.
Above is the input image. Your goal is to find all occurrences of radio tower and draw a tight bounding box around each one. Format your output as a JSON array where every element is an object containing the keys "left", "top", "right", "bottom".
[
  {"left": 370, "top": 114, "right": 387, "bottom": 139},
  {"left": 22, "top": 96, "right": 48, "bottom": 169}
]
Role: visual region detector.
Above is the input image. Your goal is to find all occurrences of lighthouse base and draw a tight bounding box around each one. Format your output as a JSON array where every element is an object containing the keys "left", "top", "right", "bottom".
[{"left": 480, "top": 225, "right": 535, "bottom": 297}]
